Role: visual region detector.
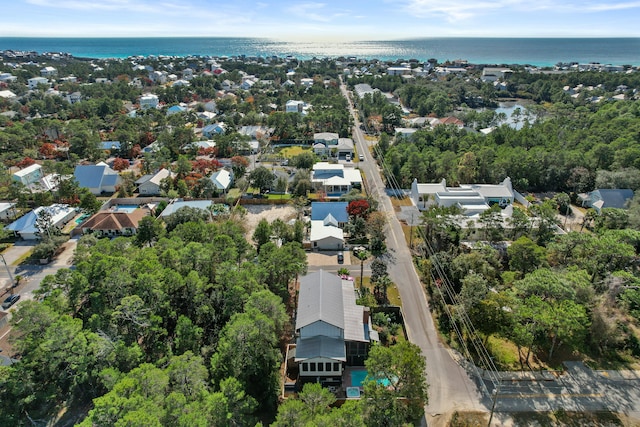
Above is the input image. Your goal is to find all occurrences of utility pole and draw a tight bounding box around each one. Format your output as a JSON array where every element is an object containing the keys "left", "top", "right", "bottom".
[
  {"left": 409, "top": 211, "right": 414, "bottom": 249},
  {"left": 0, "top": 254, "right": 14, "bottom": 290}
]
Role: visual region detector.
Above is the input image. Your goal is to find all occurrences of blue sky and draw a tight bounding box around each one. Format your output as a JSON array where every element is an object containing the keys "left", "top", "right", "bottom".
[{"left": 2, "top": 0, "right": 639, "bottom": 39}]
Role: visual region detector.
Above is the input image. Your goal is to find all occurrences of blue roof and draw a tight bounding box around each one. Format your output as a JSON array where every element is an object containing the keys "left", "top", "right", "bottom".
[
  {"left": 100, "top": 141, "right": 121, "bottom": 150},
  {"left": 74, "top": 165, "right": 111, "bottom": 189},
  {"left": 311, "top": 202, "right": 349, "bottom": 223},
  {"left": 592, "top": 189, "right": 634, "bottom": 209}
]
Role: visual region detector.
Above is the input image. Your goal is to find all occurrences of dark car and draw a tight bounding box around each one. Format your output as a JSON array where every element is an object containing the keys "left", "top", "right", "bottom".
[
  {"left": 2, "top": 294, "right": 20, "bottom": 310},
  {"left": 337, "top": 252, "right": 344, "bottom": 264}
]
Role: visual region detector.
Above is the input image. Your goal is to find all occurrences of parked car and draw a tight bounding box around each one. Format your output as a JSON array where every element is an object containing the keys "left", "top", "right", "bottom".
[
  {"left": 345, "top": 154, "right": 351, "bottom": 162},
  {"left": 2, "top": 294, "right": 20, "bottom": 309},
  {"left": 337, "top": 251, "right": 344, "bottom": 264}
]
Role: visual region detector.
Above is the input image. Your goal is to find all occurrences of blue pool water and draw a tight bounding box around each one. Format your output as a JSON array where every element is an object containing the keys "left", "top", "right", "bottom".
[
  {"left": 75, "top": 214, "right": 89, "bottom": 224},
  {"left": 114, "top": 205, "right": 138, "bottom": 213},
  {"left": 351, "top": 370, "right": 367, "bottom": 387},
  {"left": 351, "top": 369, "right": 393, "bottom": 387}
]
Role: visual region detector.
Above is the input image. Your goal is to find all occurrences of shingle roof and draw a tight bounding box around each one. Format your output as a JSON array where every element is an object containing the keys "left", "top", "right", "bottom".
[{"left": 81, "top": 210, "right": 147, "bottom": 231}]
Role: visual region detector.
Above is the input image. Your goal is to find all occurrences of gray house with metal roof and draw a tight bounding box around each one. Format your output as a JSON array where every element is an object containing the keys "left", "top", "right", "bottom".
[
  {"left": 73, "top": 163, "right": 121, "bottom": 195},
  {"left": 294, "top": 270, "right": 378, "bottom": 382}
]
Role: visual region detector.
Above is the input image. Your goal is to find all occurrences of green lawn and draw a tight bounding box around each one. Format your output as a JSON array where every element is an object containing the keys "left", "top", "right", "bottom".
[{"left": 280, "top": 146, "right": 312, "bottom": 158}]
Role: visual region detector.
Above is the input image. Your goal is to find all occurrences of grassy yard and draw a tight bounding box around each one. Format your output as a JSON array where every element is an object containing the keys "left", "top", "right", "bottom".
[
  {"left": 358, "top": 276, "right": 402, "bottom": 307},
  {"left": 267, "top": 194, "right": 291, "bottom": 200},
  {"left": 449, "top": 410, "right": 627, "bottom": 427},
  {"left": 279, "top": 146, "right": 312, "bottom": 158}
]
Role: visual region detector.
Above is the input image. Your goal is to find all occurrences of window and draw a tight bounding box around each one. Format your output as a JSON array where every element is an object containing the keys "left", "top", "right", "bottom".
[
  {"left": 325, "top": 362, "right": 331, "bottom": 372},
  {"left": 310, "top": 362, "right": 316, "bottom": 372},
  {"left": 333, "top": 363, "right": 340, "bottom": 372},
  {"left": 302, "top": 363, "right": 308, "bottom": 372}
]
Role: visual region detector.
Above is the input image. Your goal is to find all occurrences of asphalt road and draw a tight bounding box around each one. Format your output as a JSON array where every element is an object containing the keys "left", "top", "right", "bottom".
[{"left": 339, "top": 80, "right": 485, "bottom": 422}]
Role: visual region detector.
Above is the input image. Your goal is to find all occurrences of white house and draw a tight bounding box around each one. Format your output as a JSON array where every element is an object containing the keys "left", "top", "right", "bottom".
[
  {"left": 12, "top": 164, "right": 43, "bottom": 186},
  {"left": 139, "top": 93, "right": 159, "bottom": 110},
  {"left": 481, "top": 67, "right": 513, "bottom": 82},
  {"left": 28, "top": 77, "right": 49, "bottom": 90},
  {"left": 410, "top": 177, "right": 514, "bottom": 215},
  {"left": 40, "top": 66, "right": 57, "bottom": 77},
  {"left": 0, "top": 203, "right": 17, "bottom": 221},
  {"left": 311, "top": 162, "right": 363, "bottom": 197},
  {"left": 286, "top": 100, "right": 310, "bottom": 115},
  {"left": 295, "top": 270, "right": 378, "bottom": 379},
  {"left": 5, "top": 204, "right": 75, "bottom": 240},
  {"left": 0, "top": 90, "right": 17, "bottom": 100},
  {"left": 310, "top": 214, "right": 344, "bottom": 251},
  {"left": 136, "top": 168, "right": 173, "bottom": 195},
  {"left": 209, "top": 169, "right": 233, "bottom": 192}
]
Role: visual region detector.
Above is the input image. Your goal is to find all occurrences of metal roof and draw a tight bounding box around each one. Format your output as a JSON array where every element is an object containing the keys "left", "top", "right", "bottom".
[
  {"left": 295, "top": 336, "right": 346, "bottom": 362},
  {"left": 296, "top": 270, "right": 344, "bottom": 331},
  {"left": 311, "top": 202, "right": 349, "bottom": 223}
]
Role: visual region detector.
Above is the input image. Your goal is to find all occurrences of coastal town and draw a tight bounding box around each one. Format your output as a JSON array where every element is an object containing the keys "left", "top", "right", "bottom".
[{"left": 0, "top": 48, "right": 640, "bottom": 426}]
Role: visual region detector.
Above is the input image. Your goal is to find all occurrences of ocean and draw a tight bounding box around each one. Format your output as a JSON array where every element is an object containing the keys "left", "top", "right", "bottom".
[{"left": 0, "top": 37, "right": 639, "bottom": 67}]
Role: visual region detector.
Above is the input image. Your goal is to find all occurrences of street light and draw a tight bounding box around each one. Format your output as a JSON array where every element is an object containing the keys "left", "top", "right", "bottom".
[{"left": 0, "top": 254, "right": 14, "bottom": 289}]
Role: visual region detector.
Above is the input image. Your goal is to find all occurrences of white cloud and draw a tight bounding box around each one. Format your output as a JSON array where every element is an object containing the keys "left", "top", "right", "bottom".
[
  {"left": 286, "top": 2, "right": 352, "bottom": 22},
  {"left": 397, "top": 0, "right": 640, "bottom": 21}
]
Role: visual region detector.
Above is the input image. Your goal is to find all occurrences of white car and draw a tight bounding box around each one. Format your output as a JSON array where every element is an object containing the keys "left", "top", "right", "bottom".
[
  {"left": 359, "top": 154, "right": 364, "bottom": 161},
  {"left": 345, "top": 154, "right": 351, "bottom": 162}
]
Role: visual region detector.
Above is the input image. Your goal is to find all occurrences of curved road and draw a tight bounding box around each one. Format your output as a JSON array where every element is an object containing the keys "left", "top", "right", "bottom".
[{"left": 340, "top": 80, "right": 485, "bottom": 424}]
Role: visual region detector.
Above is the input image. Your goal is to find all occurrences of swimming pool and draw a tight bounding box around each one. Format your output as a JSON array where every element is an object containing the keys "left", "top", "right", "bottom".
[
  {"left": 350, "top": 369, "right": 392, "bottom": 387},
  {"left": 114, "top": 205, "right": 138, "bottom": 213},
  {"left": 75, "top": 214, "right": 90, "bottom": 224}
]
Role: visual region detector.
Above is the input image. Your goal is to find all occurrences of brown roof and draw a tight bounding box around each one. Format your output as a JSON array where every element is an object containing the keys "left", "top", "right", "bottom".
[{"left": 82, "top": 209, "right": 148, "bottom": 231}]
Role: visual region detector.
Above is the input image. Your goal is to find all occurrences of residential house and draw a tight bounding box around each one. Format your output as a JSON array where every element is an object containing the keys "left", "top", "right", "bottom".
[
  {"left": 27, "top": 77, "right": 49, "bottom": 89},
  {"left": 12, "top": 164, "right": 43, "bottom": 186},
  {"left": 0, "top": 73, "right": 17, "bottom": 83},
  {"left": 311, "top": 163, "right": 363, "bottom": 197},
  {"left": 5, "top": 204, "right": 75, "bottom": 240},
  {"left": 159, "top": 200, "right": 214, "bottom": 218},
  {"left": 40, "top": 66, "right": 57, "bottom": 77},
  {"left": 65, "top": 91, "right": 82, "bottom": 104},
  {"left": 139, "top": 93, "right": 159, "bottom": 110},
  {"left": 311, "top": 202, "right": 349, "bottom": 227},
  {"left": 481, "top": 67, "right": 513, "bottom": 82},
  {"left": 314, "top": 133, "right": 339, "bottom": 146},
  {"left": 202, "top": 123, "right": 226, "bottom": 138},
  {"left": 100, "top": 141, "right": 121, "bottom": 152},
  {"left": 204, "top": 100, "right": 217, "bottom": 112},
  {"left": 80, "top": 209, "right": 149, "bottom": 238},
  {"left": 294, "top": 270, "right": 378, "bottom": 384},
  {"left": 286, "top": 100, "right": 306, "bottom": 114},
  {"left": 410, "top": 177, "right": 514, "bottom": 215},
  {"left": 0, "top": 203, "right": 17, "bottom": 221},
  {"left": 240, "top": 79, "right": 255, "bottom": 90},
  {"left": 353, "top": 83, "right": 377, "bottom": 99},
  {"left": 74, "top": 163, "right": 121, "bottom": 195},
  {"left": 136, "top": 168, "right": 173, "bottom": 195},
  {"left": 335, "top": 138, "right": 355, "bottom": 158},
  {"left": 209, "top": 169, "right": 233, "bottom": 193},
  {"left": 386, "top": 66, "right": 411, "bottom": 76},
  {"left": 583, "top": 189, "right": 634, "bottom": 213},
  {"left": 167, "top": 105, "right": 187, "bottom": 116},
  {"left": 0, "top": 90, "right": 17, "bottom": 100},
  {"left": 310, "top": 215, "right": 344, "bottom": 250}
]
